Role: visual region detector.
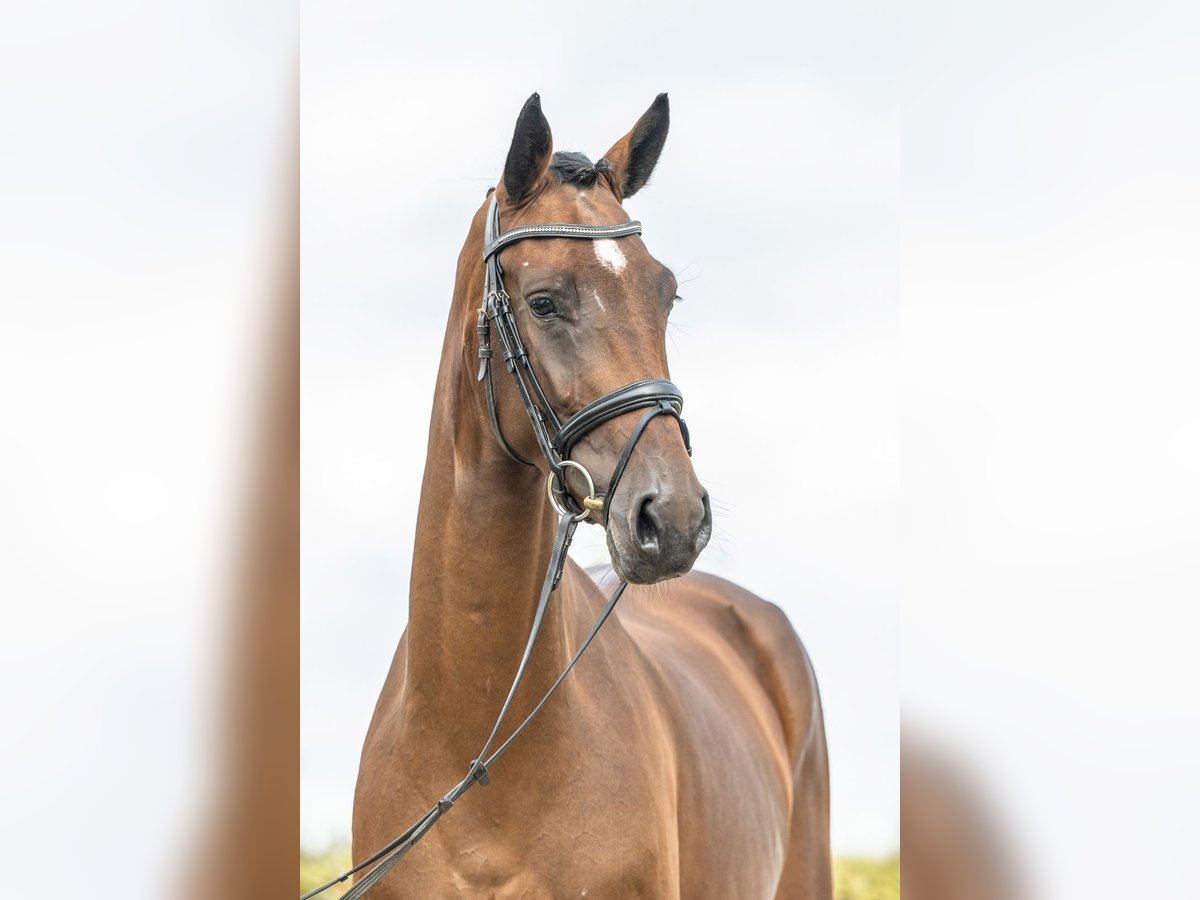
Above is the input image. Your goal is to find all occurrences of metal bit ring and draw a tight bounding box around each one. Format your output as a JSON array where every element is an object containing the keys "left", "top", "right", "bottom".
[{"left": 546, "top": 460, "right": 601, "bottom": 522}]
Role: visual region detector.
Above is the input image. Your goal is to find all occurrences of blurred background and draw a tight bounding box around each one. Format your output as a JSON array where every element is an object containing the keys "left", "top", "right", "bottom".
[
  {"left": 902, "top": 0, "right": 1200, "bottom": 895},
  {"left": 0, "top": 2, "right": 296, "bottom": 897}
]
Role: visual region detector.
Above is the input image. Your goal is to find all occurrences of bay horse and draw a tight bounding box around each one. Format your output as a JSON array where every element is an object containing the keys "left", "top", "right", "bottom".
[{"left": 351, "top": 93, "right": 831, "bottom": 899}]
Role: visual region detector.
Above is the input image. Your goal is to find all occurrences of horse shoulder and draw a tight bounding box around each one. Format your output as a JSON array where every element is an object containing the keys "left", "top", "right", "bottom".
[
  {"left": 624, "top": 570, "right": 823, "bottom": 774},
  {"left": 688, "top": 572, "right": 823, "bottom": 771},
  {"left": 614, "top": 572, "right": 823, "bottom": 898}
]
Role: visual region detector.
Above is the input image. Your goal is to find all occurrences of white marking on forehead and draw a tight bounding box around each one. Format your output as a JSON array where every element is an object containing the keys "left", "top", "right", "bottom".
[
  {"left": 521, "top": 260, "right": 529, "bottom": 267},
  {"left": 593, "top": 239, "right": 627, "bottom": 274}
]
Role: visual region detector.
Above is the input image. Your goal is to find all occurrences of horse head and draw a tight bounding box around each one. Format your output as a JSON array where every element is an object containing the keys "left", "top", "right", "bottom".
[{"left": 484, "top": 93, "right": 711, "bottom": 584}]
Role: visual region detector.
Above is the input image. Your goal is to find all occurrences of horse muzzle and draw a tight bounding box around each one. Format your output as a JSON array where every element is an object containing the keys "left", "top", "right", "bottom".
[{"left": 606, "top": 471, "right": 712, "bottom": 585}]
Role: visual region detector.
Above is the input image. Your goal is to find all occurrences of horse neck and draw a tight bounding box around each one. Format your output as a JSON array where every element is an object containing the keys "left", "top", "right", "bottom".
[{"left": 403, "top": 201, "right": 573, "bottom": 738}]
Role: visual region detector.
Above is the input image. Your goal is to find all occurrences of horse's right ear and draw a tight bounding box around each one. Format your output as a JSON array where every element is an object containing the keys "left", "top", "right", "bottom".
[{"left": 502, "top": 93, "right": 553, "bottom": 204}]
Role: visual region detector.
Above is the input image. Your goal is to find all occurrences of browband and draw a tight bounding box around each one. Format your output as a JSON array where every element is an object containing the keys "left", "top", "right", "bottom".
[{"left": 484, "top": 219, "right": 643, "bottom": 261}]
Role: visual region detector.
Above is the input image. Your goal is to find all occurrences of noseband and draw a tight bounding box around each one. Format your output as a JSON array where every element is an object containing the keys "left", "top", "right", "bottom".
[
  {"left": 476, "top": 194, "right": 691, "bottom": 522},
  {"left": 303, "top": 194, "right": 695, "bottom": 900}
]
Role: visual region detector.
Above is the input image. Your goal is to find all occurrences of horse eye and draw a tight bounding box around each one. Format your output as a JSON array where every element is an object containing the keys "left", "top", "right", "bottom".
[{"left": 528, "top": 295, "right": 556, "bottom": 318}]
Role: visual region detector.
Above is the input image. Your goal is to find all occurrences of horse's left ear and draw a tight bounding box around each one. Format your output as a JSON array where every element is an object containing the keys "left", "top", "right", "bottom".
[{"left": 600, "top": 93, "right": 669, "bottom": 201}]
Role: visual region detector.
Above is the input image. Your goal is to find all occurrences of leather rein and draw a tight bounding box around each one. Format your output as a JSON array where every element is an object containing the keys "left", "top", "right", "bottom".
[{"left": 302, "top": 194, "right": 691, "bottom": 899}]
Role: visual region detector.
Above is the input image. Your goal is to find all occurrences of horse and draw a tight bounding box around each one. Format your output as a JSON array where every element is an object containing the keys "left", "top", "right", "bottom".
[{"left": 351, "top": 93, "right": 831, "bottom": 899}]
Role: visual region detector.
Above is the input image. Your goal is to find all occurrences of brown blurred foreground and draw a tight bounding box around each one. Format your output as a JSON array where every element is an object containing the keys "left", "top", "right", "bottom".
[
  {"left": 902, "top": 742, "right": 1024, "bottom": 900},
  {"left": 179, "top": 107, "right": 299, "bottom": 900}
]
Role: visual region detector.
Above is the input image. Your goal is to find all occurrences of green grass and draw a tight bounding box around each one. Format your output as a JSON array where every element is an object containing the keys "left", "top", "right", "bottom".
[
  {"left": 300, "top": 846, "right": 352, "bottom": 898},
  {"left": 834, "top": 854, "right": 901, "bottom": 900},
  {"left": 300, "top": 846, "right": 899, "bottom": 899}
]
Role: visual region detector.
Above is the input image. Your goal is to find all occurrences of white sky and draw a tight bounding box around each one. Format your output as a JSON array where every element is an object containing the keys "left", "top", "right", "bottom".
[
  {"left": 301, "top": 0, "right": 900, "bottom": 857},
  {"left": 902, "top": 1, "right": 1200, "bottom": 895}
]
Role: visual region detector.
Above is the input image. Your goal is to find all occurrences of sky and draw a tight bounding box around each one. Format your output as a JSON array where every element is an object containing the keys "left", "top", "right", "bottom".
[
  {"left": 300, "top": 0, "right": 901, "bottom": 858},
  {"left": 901, "top": 1, "right": 1200, "bottom": 894}
]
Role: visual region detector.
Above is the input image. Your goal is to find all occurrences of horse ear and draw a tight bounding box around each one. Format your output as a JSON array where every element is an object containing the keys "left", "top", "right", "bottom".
[
  {"left": 502, "top": 93, "right": 553, "bottom": 204},
  {"left": 600, "top": 93, "right": 670, "bottom": 201}
]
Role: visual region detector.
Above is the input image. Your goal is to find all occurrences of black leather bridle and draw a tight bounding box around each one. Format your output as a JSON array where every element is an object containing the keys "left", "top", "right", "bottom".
[
  {"left": 302, "top": 194, "right": 692, "bottom": 900},
  {"left": 477, "top": 193, "right": 691, "bottom": 521}
]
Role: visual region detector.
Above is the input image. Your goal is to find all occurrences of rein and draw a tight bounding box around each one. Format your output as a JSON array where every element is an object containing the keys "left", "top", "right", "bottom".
[{"left": 302, "top": 195, "right": 690, "bottom": 899}]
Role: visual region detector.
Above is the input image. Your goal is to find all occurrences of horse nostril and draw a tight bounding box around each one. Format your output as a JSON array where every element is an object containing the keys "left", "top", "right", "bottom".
[{"left": 635, "top": 494, "right": 660, "bottom": 552}]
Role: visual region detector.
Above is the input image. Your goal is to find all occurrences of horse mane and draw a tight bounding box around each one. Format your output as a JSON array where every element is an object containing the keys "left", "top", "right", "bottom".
[{"left": 547, "top": 151, "right": 614, "bottom": 188}]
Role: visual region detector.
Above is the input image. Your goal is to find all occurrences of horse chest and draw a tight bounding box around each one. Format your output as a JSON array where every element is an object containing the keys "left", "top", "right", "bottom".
[
  {"left": 440, "top": 823, "right": 672, "bottom": 900},
  {"left": 456, "top": 744, "right": 672, "bottom": 889},
  {"left": 358, "top": 702, "right": 678, "bottom": 898}
]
